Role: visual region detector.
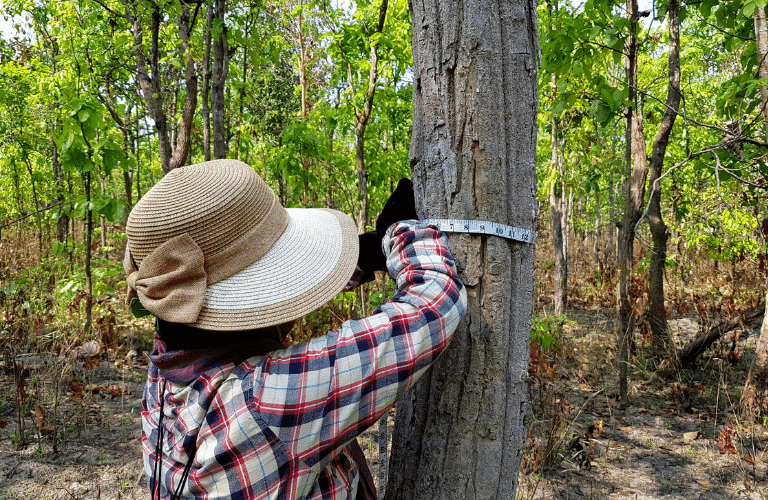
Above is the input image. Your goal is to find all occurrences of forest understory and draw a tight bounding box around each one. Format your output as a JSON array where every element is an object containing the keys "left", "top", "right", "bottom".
[{"left": 1, "top": 227, "right": 767, "bottom": 500}]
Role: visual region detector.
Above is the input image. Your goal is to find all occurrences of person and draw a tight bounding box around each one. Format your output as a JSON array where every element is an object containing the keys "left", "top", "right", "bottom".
[{"left": 124, "top": 159, "right": 467, "bottom": 500}]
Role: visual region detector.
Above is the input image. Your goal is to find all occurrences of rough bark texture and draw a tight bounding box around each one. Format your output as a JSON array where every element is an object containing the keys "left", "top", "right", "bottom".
[
  {"left": 202, "top": 2, "right": 213, "bottom": 162},
  {"left": 754, "top": 8, "right": 768, "bottom": 139},
  {"left": 742, "top": 296, "right": 768, "bottom": 422},
  {"left": 550, "top": 114, "right": 567, "bottom": 316},
  {"left": 617, "top": 0, "right": 647, "bottom": 402},
  {"left": 212, "top": 0, "right": 229, "bottom": 159},
  {"left": 646, "top": 0, "right": 680, "bottom": 355},
  {"left": 124, "top": 0, "right": 199, "bottom": 174},
  {"left": 385, "top": 0, "right": 538, "bottom": 498},
  {"left": 347, "top": 0, "right": 388, "bottom": 232},
  {"left": 127, "top": 1, "right": 172, "bottom": 174}
]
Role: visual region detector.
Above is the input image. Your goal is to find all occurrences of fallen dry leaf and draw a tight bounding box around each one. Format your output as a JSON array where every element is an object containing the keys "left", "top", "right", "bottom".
[
  {"left": 683, "top": 431, "right": 702, "bottom": 443},
  {"left": 34, "top": 405, "right": 45, "bottom": 429},
  {"left": 34, "top": 405, "right": 55, "bottom": 435},
  {"left": 696, "top": 480, "right": 710, "bottom": 486},
  {"left": 618, "top": 426, "right": 632, "bottom": 433}
]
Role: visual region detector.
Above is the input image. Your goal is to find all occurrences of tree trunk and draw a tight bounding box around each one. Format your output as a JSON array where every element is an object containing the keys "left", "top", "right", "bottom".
[
  {"left": 550, "top": 112, "right": 567, "bottom": 316},
  {"left": 234, "top": 11, "right": 252, "bottom": 160},
  {"left": 127, "top": 0, "right": 172, "bottom": 174},
  {"left": 203, "top": 2, "right": 213, "bottom": 161},
  {"left": 754, "top": 7, "right": 768, "bottom": 139},
  {"left": 125, "top": 0, "right": 199, "bottom": 174},
  {"left": 84, "top": 171, "right": 93, "bottom": 336},
  {"left": 617, "top": 0, "right": 647, "bottom": 402},
  {"left": 298, "top": 2, "right": 308, "bottom": 120},
  {"left": 647, "top": 0, "right": 681, "bottom": 355},
  {"left": 385, "top": 0, "right": 538, "bottom": 498},
  {"left": 742, "top": 295, "right": 768, "bottom": 422},
  {"left": 347, "top": 0, "right": 388, "bottom": 232},
  {"left": 593, "top": 188, "right": 601, "bottom": 267},
  {"left": 169, "top": 3, "right": 199, "bottom": 170},
  {"left": 212, "top": 0, "right": 229, "bottom": 159},
  {"left": 52, "top": 138, "right": 69, "bottom": 244}
]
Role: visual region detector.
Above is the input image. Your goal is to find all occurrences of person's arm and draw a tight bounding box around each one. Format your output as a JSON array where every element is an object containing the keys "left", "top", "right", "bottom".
[{"left": 251, "top": 221, "right": 467, "bottom": 470}]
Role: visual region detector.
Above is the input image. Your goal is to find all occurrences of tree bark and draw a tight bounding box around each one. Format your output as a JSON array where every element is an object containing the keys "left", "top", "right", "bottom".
[
  {"left": 126, "top": 0, "right": 171, "bottom": 173},
  {"left": 385, "top": 0, "right": 538, "bottom": 498},
  {"left": 754, "top": 7, "right": 768, "bottom": 139},
  {"left": 646, "top": 0, "right": 681, "bottom": 355},
  {"left": 742, "top": 296, "right": 768, "bottom": 422},
  {"left": 124, "top": 0, "right": 199, "bottom": 174},
  {"left": 52, "top": 138, "right": 68, "bottom": 244},
  {"left": 170, "top": 3, "right": 199, "bottom": 170},
  {"left": 550, "top": 111, "right": 567, "bottom": 316},
  {"left": 202, "top": 2, "right": 213, "bottom": 161},
  {"left": 212, "top": 0, "right": 229, "bottom": 159},
  {"left": 344, "top": 0, "right": 389, "bottom": 232},
  {"left": 617, "top": 0, "right": 647, "bottom": 402}
]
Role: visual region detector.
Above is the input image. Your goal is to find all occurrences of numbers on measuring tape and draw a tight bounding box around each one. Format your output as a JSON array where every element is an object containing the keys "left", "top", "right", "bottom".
[{"left": 423, "top": 219, "right": 536, "bottom": 244}]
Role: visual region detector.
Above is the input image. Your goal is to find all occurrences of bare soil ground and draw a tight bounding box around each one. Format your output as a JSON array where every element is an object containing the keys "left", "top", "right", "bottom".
[
  {"left": 517, "top": 304, "right": 768, "bottom": 500},
  {"left": 1, "top": 307, "right": 766, "bottom": 500}
]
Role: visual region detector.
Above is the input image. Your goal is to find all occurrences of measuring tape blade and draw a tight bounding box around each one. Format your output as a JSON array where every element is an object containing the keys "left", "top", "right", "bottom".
[{"left": 423, "top": 219, "right": 536, "bottom": 244}]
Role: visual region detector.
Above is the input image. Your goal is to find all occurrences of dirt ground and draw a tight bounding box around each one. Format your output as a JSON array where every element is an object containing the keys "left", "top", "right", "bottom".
[
  {"left": 1, "top": 306, "right": 767, "bottom": 500},
  {"left": 517, "top": 305, "right": 768, "bottom": 500}
]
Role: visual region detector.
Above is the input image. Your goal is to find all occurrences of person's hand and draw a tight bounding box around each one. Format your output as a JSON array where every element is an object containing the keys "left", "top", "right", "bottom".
[
  {"left": 375, "top": 178, "right": 418, "bottom": 238},
  {"left": 353, "top": 179, "right": 417, "bottom": 286},
  {"left": 356, "top": 231, "right": 386, "bottom": 284}
]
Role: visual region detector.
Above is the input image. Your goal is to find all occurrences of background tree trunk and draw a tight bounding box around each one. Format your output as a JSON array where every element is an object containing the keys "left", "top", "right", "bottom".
[
  {"left": 202, "top": 2, "right": 213, "bottom": 161},
  {"left": 125, "top": 0, "right": 200, "bottom": 174},
  {"left": 346, "top": 0, "right": 388, "bottom": 232},
  {"left": 550, "top": 112, "right": 567, "bottom": 316},
  {"left": 754, "top": 7, "right": 768, "bottom": 138},
  {"left": 617, "top": 0, "right": 647, "bottom": 402},
  {"left": 741, "top": 295, "right": 768, "bottom": 421},
  {"left": 646, "top": 0, "right": 681, "bottom": 355},
  {"left": 212, "top": 0, "right": 229, "bottom": 159},
  {"left": 385, "top": 0, "right": 538, "bottom": 498}
]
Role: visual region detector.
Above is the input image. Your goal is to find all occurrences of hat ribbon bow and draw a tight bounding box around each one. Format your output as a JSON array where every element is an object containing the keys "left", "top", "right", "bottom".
[{"left": 126, "top": 233, "right": 207, "bottom": 324}]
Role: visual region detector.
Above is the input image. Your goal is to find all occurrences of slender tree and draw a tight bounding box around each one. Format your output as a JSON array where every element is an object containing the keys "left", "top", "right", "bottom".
[
  {"left": 617, "top": 0, "right": 647, "bottom": 401},
  {"left": 645, "top": 0, "right": 681, "bottom": 355},
  {"left": 212, "top": 0, "right": 229, "bottom": 159}
]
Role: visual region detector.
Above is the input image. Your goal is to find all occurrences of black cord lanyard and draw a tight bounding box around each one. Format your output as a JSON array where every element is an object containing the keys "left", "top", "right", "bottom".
[{"left": 152, "top": 381, "right": 196, "bottom": 500}]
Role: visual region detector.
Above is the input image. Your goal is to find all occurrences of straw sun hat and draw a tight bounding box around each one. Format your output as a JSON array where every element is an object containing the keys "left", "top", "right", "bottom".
[{"left": 124, "top": 159, "right": 359, "bottom": 331}]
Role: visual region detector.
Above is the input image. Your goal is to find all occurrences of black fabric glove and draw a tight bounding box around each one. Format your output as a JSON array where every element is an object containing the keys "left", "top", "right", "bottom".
[
  {"left": 375, "top": 178, "right": 418, "bottom": 238},
  {"left": 356, "top": 231, "right": 386, "bottom": 284},
  {"left": 354, "top": 179, "right": 418, "bottom": 286}
]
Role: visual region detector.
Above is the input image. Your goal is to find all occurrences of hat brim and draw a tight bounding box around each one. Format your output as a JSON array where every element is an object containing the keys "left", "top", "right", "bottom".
[{"left": 188, "top": 208, "right": 359, "bottom": 331}]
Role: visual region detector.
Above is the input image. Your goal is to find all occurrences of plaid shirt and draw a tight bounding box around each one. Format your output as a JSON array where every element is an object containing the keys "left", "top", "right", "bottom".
[{"left": 141, "top": 221, "right": 467, "bottom": 499}]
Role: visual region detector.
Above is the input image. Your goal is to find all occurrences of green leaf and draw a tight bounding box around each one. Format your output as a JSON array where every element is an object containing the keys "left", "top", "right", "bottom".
[
  {"left": 102, "top": 198, "right": 125, "bottom": 223},
  {"left": 743, "top": 1, "right": 756, "bottom": 17},
  {"left": 52, "top": 241, "right": 67, "bottom": 257},
  {"left": 130, "top": 297, "right": 152, "bottom": 319}
]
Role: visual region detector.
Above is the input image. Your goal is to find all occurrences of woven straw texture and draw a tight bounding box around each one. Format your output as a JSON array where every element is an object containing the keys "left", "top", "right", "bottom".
[{"left": 125, "top": 159, "right": 358, "bottom": 330}]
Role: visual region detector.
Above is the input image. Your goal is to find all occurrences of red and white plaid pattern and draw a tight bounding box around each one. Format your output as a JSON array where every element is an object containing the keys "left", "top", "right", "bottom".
[{"left": 141, "top": 221, "right": 467, "bottom": 499}]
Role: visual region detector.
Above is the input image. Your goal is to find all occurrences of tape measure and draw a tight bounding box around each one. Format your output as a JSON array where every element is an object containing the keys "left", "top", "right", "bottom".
[{"left": 423, "top": 219, "right": 536, "bottom": 244}]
